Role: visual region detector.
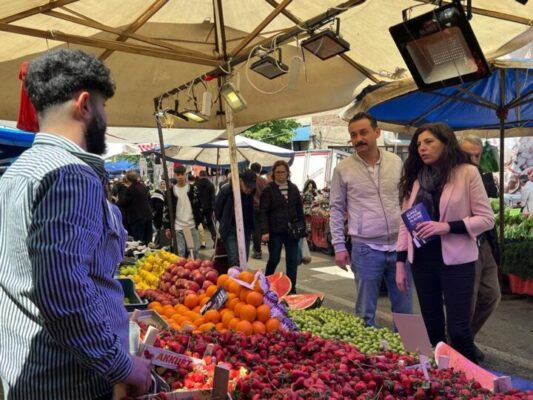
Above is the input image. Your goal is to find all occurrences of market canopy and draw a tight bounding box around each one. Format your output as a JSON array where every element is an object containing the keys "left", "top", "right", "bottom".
[
  {"left": 155, "top": 135, "right": 295, "bottom": 168},
  {"left": 0, "top": 1, "right": 530, "bottom": 130}
]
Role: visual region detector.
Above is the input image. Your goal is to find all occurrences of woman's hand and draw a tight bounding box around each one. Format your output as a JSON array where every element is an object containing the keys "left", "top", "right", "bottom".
[
  {"left": 261, "top": 233, "right": 269, "bottom": 242},
  {"left": 415, "top": 221, "right": 450, "bottom": 239},
  {"left": 396, "top": 262, "right": 409, "bottom": 294}
]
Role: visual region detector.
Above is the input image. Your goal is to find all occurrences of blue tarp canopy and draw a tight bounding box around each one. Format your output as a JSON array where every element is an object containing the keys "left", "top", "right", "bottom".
[
  {"left": 293, "top": 125, "right": 311, "bottom": 142},
  {"left": 0, "top": 126, "right": 34, "bottom": 167},
  {"left": 363, "top": 68, "right": 532, "bottom": 132},
  {"left": 104, "top": 160, "right": 138, "bottom": 175}
]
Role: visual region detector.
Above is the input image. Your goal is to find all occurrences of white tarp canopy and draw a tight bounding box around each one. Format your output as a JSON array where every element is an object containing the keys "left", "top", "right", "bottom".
[
  {"left": 161, "top": 135, "right": 295, "bottom": 168},
  {"left": 0, "top": 0, "right": 530, "bottom": 130}
]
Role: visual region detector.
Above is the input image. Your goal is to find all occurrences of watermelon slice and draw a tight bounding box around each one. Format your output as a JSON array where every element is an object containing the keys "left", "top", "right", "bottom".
[
  {"left": 281, "top": 293, "right": 324, "bottom": 310},
  {"left": 266, "top": 273, "right": 292, "bottom": 298}
]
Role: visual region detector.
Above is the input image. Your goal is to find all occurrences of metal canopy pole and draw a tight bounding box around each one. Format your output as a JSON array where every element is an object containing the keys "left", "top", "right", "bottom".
[
  {"left": 498, "top": 68, "right": 505, "bottom": 260},
  {"left": 224, "top": 94, "right": 248, "bottom": 269},
  {"left": 154, "top": 113, "right": 178, "bottom": 254}
]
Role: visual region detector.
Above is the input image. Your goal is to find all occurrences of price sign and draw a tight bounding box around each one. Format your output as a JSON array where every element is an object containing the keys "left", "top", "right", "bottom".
[{"left": 200, "top": 287, "right": 228, "bottom": 315}]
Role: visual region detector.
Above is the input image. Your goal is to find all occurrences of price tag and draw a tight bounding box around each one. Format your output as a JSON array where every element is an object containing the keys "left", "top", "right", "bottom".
[
  {"left": 200, "top": 287, "right": 228, "bottom": 315},
  {"left": 143, "top": 345, "right": 204, "bottom": 370},
  {"left": 509, "top": 208, "right": 521, "bottom": 216}
]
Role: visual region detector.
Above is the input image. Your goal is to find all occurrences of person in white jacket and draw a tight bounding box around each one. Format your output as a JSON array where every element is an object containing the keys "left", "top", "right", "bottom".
[{"left": 329, "top": 112, "right": 412, "bottom": 327}]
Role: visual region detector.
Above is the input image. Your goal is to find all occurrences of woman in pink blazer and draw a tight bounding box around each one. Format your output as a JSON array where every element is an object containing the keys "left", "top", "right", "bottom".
[{"left": 396, "top": 123, "right": 494, "bottom": 363}]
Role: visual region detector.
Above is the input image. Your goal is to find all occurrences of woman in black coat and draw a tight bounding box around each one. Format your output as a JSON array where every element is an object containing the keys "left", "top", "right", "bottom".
[{"left": 260, "top": 160, "right": 304, "bottom": 294}]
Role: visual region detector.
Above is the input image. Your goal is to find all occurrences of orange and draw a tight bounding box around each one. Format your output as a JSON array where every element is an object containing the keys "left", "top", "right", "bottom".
[
  {"left": 228, "top": 317, "right": 240, "bottom": 331},
  {"left": 217, "top": 274, "right": 229, "bottom": 287},
  {"left": 219, "top": 308, "right": 230, "bottom": 318},
  {"left": 221, "top": 310, "right": 236, "bottom": 327},
  {"left": 228, "top": 281, "right": 242, "bottom": 295},
  {"left": 239, "top": 288, "right": 251, "bottom": 302},
  {"left": 215, "top": 322, "right": 225, "bottom": 331},
  {"left": 162, "top": 305, "right": 175, "bottom": 318},
  {"left": 184, "top": 294, "right": 199, "bottom": 309},
  {"left": 256, "top": 304, "right": 271, "bottom": 323},
  {"left": 252, "top": 320, "right": 266, "bottom": 335},
  {"left": 171, "top": 314, "right": 182, "bottom": 323},
  {"left": 239, "top": 270, "right": 255, "bottom": 283},
  {"left": 265, "top": 318, "right": 280, "bottom": 333},
  {"left": 227, "top": 298, "right": 240, "bottom": 310},
  {"left": 204, "top": 310, "right": 221, "bottom": 324},
  {"left": 226, "top": 293, "right": 237, "bottom": 301},
  {"left": 192, "top": 305, "right": 202, "bottom": 313},
  {"left": 246, "top": 291, "right": 263, "bottom": 307},
  {"left": 199, "top": 322, "right": 216, "bottom": 332},
  {"left": 148, "top": 301, "right": 162, "bottom": 310},
  {"left": 233, "top": 301, "right": 246, "bottom": 317},
  {"left": 235, "top": 320, "right": 253, "bottom": 336},
  {"left": 223, "top": 278, "right": 233, "bottom": 291},
  {"left": 200, "top": 297, "right": 210, "bottom": 306},
  {"left": 174, "top": 304, "right": 189, "bottom": 313},
  {"left": 193, "top": 316, "right": 206, "bottom": 326},
  {"left": 206, "top": 285, "right": 218, "bottom": 297},
  {"left": 253, "top": 281, "right": 264, "bottom": 294},
  {"left": 170, "top": 322, "right": 181, "bottom": 331},
  {"left": 239, "top": 304, "right": 257, "bottom": 322}
]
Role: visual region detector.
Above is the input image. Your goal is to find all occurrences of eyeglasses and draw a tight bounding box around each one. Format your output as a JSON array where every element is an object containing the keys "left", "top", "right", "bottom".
[{"left": 274, "top": 170, "right": 288, "bottom": 174}]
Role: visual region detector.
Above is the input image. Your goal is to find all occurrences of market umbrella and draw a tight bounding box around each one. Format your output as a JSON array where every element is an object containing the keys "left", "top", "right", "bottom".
[
  {"left": 158, "top": 135, "right": 294, "bottom": 168},
  {"left": 341, "top": 29, "right": 533, "bottom": 256}
]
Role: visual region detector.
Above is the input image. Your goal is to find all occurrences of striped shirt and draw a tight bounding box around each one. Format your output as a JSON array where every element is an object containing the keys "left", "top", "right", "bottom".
[{"left": 0, "top": 133, "right": 132, "bottom": 399}]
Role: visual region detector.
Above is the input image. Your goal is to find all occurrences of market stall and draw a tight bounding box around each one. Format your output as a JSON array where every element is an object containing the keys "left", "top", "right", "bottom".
[
  {"left": 117, "top": 249, "right": 533, "bottom": 399},
  {"left": 303, "top": 189, "right": 335, "bottom": 254}
]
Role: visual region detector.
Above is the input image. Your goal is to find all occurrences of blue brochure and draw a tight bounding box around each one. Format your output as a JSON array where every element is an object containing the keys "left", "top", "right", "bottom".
[{"left": 401, "top": 203, "right": 435, "bottom": 248}]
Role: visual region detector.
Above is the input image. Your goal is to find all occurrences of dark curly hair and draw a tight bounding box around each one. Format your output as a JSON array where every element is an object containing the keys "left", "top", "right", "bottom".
[
  {"left": 25, "top": 48, "right": 115, "bottom": 113},
  {"left": 398, "top": 123, "right": 471, "bottom": 200}
]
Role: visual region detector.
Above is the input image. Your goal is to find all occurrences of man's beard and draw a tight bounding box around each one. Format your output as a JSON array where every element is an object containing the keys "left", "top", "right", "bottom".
[{"left": 85, "top": 113, "right": 107, "bottom": 155}]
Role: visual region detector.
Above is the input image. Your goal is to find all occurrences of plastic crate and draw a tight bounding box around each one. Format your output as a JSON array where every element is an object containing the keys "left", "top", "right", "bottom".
[{"left": 118, "top": 278, "right": 148, "bottom": 311}]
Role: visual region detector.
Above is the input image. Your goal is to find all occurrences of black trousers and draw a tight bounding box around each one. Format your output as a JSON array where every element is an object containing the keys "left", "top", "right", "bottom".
[
  {"left": 202, "top": 209, "right": 217, "bottom": 241},
  {"left": 252, "top": 208, "right": 262, "bottom": 253},
  {"left": 129, "top": 218, "right": 153, "bottom": 244},
  {"left": 411, "top": 258, "right": 477, "bottom": 363}
]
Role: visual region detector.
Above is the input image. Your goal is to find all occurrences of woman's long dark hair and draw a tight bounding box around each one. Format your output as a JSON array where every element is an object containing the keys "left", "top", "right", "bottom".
[{"left": 398, "top": 123, "right": 471, "bottom": 200}]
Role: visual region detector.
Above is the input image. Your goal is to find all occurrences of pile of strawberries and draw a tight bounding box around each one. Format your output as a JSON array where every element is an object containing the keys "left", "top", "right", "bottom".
[{"left": 143, "top": 326, "right": 533, "bottom": 400}]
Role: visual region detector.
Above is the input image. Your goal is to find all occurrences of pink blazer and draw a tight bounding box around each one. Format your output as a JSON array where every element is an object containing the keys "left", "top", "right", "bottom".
[{"left": 397, "top": 164, "right": 494, "bottom": 265}]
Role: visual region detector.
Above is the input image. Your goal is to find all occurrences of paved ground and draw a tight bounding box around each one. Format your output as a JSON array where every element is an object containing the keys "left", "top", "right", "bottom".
[{"left": 239, "top": 244, "right": 533, "bottom": 381}]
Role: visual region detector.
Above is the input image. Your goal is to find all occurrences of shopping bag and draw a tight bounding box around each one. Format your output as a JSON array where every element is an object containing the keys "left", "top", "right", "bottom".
[{"left": 300, "top": 238, "right": 312, "bottom": 264}]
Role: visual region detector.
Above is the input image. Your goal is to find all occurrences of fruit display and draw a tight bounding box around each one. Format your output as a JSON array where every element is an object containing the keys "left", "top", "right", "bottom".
[
  {"left": 266, "top": 272, "right": 292, "bottom": 297},
  {"left": 145, "top": 269, "right": 293, "bottom": 335},
  {"left": 282, "top": 293, "right": 324, "bottom": 310},
  {"left": 289, "top": 307, "right": 405, "bottom": 355},
  {"left": 119, "top": 249, "right": 181, "bottom": 290},
  {"left": 139, "top": 326, "right": 533, "bottom": 400}
]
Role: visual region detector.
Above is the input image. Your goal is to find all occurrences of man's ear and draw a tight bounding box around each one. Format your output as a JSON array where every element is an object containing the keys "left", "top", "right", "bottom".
[{"left": 72, "top": 91, "right": 91, "bottom": 122}]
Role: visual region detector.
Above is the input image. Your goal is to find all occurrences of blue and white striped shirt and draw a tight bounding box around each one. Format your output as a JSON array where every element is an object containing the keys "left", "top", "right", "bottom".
[{"left": 0, "top": 133, "right": 132, "bottom": 399}]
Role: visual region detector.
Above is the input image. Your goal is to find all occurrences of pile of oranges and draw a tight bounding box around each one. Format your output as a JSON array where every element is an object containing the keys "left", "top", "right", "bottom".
[{"left": 147, "top": 270, "right": 281, "bottom": 336}]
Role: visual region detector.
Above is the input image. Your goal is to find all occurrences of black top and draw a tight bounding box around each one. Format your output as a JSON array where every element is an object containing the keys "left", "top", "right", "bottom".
[
  {"left": 117, "top": 181, "right": 152, "bottom": 225},
  {"left": 260, "top": 181, "right": 304, "bottom": 235},
  {"left": 195, "top": 177, "right": 216, "bottom": 211},
  {"left": 214, "top": 183, "right": 254, "bottom": 237}
]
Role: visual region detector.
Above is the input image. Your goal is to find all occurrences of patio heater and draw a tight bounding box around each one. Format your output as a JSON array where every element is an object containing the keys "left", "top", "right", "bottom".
[{"left": 389, "top": 0, "right": 490, "bottom": 91}]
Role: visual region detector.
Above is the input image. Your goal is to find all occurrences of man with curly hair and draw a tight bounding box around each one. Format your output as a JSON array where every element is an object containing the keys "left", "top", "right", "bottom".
[{"left": 0, "top": 49, "right": 151, "bottom": 399}]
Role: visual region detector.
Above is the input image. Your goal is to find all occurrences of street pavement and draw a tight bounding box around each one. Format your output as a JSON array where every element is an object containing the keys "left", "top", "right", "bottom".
[{"left": 234, "top": 244, "right": 533, "bottom": 381}]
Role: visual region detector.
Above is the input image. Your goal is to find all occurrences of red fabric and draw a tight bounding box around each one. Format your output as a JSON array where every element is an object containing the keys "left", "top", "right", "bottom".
[
  {"left": 16, "top": 62, "right": 39, "bottom": 133},
  {"left": 508, "top": 274, "right": 533, "bottom": 296}
]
